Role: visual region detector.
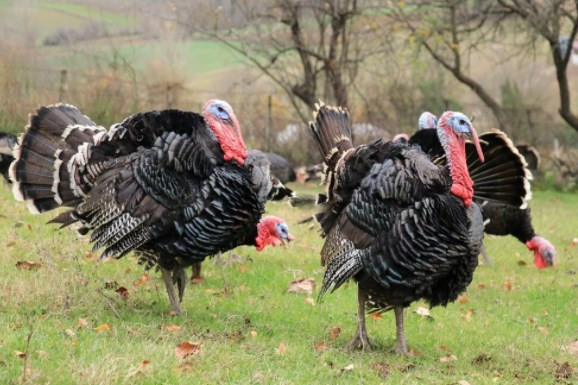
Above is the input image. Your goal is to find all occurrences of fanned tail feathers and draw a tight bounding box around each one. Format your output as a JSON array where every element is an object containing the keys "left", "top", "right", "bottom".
[
  {"left": 9, "top": 103, "right": 105, "bottom": 213},
  {"left": 467, "top": 130, "right": 532, "bottom": 208}
]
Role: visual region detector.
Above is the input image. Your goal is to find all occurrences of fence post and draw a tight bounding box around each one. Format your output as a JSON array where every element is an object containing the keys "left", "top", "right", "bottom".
[
  {"left": 266, "top": 94, "right": 272, "bottom": 152},
  {"left": 59, "top": 69, "right": 68, "bottom": 102}
]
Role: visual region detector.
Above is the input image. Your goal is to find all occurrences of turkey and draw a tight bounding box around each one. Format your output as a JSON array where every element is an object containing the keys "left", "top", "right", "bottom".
[
  {"left": 411, "top": 112, "right": 555, "bottom": 269},
  {"left": 10, "top": 101, "right": 294, "bottom": 315},
  {"left": 265, "top": 152, "right": 296, "bottom": 183},
  {"left": 0, "top": 132, "right": 17, "bottom": 184},
  {"left": 308, "top": 103, "right": 489, "bottom": 355}
]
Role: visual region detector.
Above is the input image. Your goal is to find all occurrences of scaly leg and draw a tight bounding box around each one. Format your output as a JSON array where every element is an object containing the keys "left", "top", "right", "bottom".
[
  {"left": 173, "top": 268, "right": 187, "bottom": 303},
  {"left": 394, "top": 306, "right": 408, "bottom": 356},
  {"left": 347, "top": 286, "right": 372, "bottom": 352},
  {"left": 480, "top": 244, "right": 493, "bottom": 266},
  {"left": 160, "top": 267, "right": 181, "bottom": 316}
]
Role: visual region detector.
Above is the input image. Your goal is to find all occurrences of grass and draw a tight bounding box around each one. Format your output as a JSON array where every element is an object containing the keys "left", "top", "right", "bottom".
[
  {"left": 36, "top": 2, "right": 137, "bottom": 27},
  {"left": 0, "top": 186, "right": 576, "bottom": 384}
]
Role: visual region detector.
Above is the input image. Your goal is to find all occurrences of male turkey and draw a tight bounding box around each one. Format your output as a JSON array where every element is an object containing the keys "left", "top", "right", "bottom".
[
  {"left": 265, "top": 152, "right": 296, "bottom": 183},
  {"left": 308, "top": 103, "right": 489, "bottom": 355},
  {"left": 411, "top": 112, "right": 555, "bottom": 269},
  {"left": 0, "top": 132, "right": 17, "bottom": 184},
  {"left": 10, "top": 101, "right": 293, "bottom": 315}
]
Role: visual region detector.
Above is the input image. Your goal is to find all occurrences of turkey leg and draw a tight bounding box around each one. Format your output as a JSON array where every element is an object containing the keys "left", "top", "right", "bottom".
[
  {"left": 160, "top": 267, "right": 182, "bottom": 315},
  {"left": 394, "top": 306, "right": 409, "bottom": 355},
  {"left": 348, "top": 286, "right": 372, "bottom": 351},
  {"left": 173, "top": 268, "right": 187, "bottom": 303}
]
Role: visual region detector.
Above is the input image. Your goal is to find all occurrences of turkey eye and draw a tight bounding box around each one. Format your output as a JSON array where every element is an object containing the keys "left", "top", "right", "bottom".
[
  {"left": 459, "top": 119, "right": 465, "bottom": 125},
  {"left": 217, "top": 106, "right": 224, "bottom": 112}
]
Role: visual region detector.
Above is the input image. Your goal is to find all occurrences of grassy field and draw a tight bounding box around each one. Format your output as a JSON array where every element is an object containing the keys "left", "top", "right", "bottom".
[{"left": 0, "top": 186, "right": 576, "bottom": 384}]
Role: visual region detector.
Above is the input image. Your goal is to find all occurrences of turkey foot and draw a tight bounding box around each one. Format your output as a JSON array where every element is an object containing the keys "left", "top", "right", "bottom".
[
  {"left": 191, "top": 262, "right": 204, "bottom": 284},
  {"left": 160, "top": 267, "right": 182, "bottom": 316},
  {"left": 394, "top": 306, "right": 409, "bottom": 356},
  {"left": 173, "top": 268, "right": 187, "bottom": 303},
  {"left": 348, "top": 287, "right": 372, "bottom": 352}
]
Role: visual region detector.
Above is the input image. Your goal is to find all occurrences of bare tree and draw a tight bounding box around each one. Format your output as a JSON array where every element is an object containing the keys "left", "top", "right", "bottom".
[
  {"left": 497, "top": 0, "right": 578, "bottom": 132},
  {"left": 392, "top": 0, "right": 511, "bottom": 131},
  {"left": 173, "top": 0, "right": 392, "bottom": 123}
]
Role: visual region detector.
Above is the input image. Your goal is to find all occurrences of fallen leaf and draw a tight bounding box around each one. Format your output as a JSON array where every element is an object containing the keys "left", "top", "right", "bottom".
[
  {"left": 371, "top": 361, "right": 391, "bottom": 378},
  {"left": 95, "top": 323, "right": 111, "bottom": 333},
  {"left": 27, "top": 224, "right": 32, "bottom": 230},
  {"left": 124, "top": 268, "right": 132, "bottom": 274},
  {"left": 313, "top": 342, "right": 329, "bottom": 351},
  {"left": 239, "top": 265, "right": 249, "bottom": 272},
  {"left": 276, "top": 343, "right": 287, "bottom": 355},
  {"left": 104, "top": 281, "right": 118, "bottom": 290},
  {"left": 161, "top": 324, "right": 181, "bottom": 332},
  {"left": 370, "top": 312, "right": 382, "bottom": 320},
  {"left": 476, "top": 283, "right": 486, "bottom": 289},
  {"left": 175, "top": 342, "right": 201, "bottom": 359},
  {"left": 287, "top": 278, "right": 316, "bottom": 294},
  {"left": 517, "top": 260, "right": 527, "bottom": 266},
  {"left": 305, "top": 297, "right": 315, "bottom": 306},
  {"left": 85, "top": 251, "right": 98, "bottom": 260},
  {"left": 458, "top": 295, "right": 468, "bottom": 304},
  {"left": 64, "top": 329, "right": 76, "bottom": 338},
  {"left": 174, "top": 361, "right": 194, "bottom": 373},
  {"left": 458, "top": 380, "right": 471, "bottom": 385},
  {"left": 564, "top": 340, "right": 578, "bottom": 356},
  {"left": 341, "top": 363, "right": 355, "bottom": 372},
  {"left": 503, "top": 279, "right": 512, "bottom": 291},
  {"left": 329, "top": 327, "right": 341, "bottom": 341},
  {"left": 439, "top": 354, "right": 457, "bottom": 363},
  {"left": 250, "top": 330, "right": 257, "bottom": 338},
  {"left": 15, "top": 261, "right": 42, "bottom": 271},
  {"left": 528, "top": 317, "right": 536, "bottom": 323},
  {"left": 463, "top": 309, "right": 475, "bottom": 322},
  {"left": 116, "top": 287, "right": 129, "bottom": 300},
  {"left": 437, "top": 345, "right": 451, "bottom": 353},
  {"left": 537, "top": 326, "right": 549, "bottom": 336},
  {"left": 15, "top": 351, "right": 27, "bottom": 360},
  {"left": 6, "top": 240, "right": 16, "bottom": 247},
  {"left": 472, "top": 353, "right": 491, "bottom": 364},
  {"left": 554, "top": 361, "right": 572, "bottom": 379},
  {"left": 133, "top": 274, "right": 150, "bottom": 287},
  {"left": 128, "top": 359, "right": 151, "bottom": 377},
  {"left": 77, "top": 318, "right": 89, "bottom": 329},
  {"left": 571, "top": 237, "right": 578, "bottom": 247},
  {"left": 414, "top": 307, "right": 434, "bottom": 320}
]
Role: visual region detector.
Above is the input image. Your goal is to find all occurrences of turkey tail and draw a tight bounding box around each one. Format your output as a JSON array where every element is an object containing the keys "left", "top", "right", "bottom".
[
  {"left": 10, "top": 103, "right": 106, "bottom": 213},
  {"left": 0, "top": 132, "right": 17, "bottom": 184},
  {"left": 467, "top": 130, "right": 532, "bottom": 209},
  {"left": 267, "top": 176, "right": 295, "bottom": 201},
  {"left": 289, "top": 193, "right": 327, "bottom": 208},
  {"left": 309, "top": 101, "right": 354, "bottom": 172}
]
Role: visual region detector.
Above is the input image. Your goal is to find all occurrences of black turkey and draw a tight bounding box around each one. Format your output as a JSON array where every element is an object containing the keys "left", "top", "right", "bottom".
[
  {"left": 308, "top": 103, "right": 489, "bottom": 355},
  {"left": 411, "top": 112, "right": 555, "bottom": 269},
  {"left": 10, "top": 101, "right": 293, "bottom": 315},
  {"left": 0, "top": 132, "right": 17, "bottom": 184},
  {"left": 265, "top": 152, "right": 296, "bottom": 183}
]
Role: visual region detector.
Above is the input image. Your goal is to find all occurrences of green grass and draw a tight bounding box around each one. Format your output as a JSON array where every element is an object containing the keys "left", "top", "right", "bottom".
[
  {"left": 36, "top": 2, "right": 136, "bottom": 27},
  {"left": 0, "top": 186, "right": 576, "bottom": 384}
]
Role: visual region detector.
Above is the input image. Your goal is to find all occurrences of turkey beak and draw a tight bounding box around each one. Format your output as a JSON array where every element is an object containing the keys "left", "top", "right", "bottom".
[
  {"left": 469, "top": 125, "right": 484, "bottom": 163},
  {"left": 281, "top": 233, "right": 295, "bottom": 246}
]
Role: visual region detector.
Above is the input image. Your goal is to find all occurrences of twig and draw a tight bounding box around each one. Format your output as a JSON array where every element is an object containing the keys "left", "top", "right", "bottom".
[{"left": 96, "top": 289, "right": 121, "bottom": 318}]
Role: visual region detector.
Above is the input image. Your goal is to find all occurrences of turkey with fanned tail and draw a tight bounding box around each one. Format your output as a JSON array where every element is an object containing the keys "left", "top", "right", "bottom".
[
  {"left": 411, "top": 112, "right": 555, "bottom": 269},
  {"left": 308, "top": 102, "right": 489, "bottom": 355},
  {"left": 9, "top": 100, "right": 294, "bottom": 315}
]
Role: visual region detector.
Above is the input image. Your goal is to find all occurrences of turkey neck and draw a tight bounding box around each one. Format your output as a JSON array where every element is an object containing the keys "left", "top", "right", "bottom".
[{"left": 437, "top": 124, "right": 473, "bottom": 197}]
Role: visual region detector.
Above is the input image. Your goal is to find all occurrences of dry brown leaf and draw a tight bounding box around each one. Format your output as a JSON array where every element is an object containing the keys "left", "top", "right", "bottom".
[
  {"left": 503, "top": 279, "right": 513, "bottom": 291},
  {"left": 571, "top": 237, "right": 578, "bottom": 247},
  {"left": 15, "top": 351, "right": 27, "bottom": 360},
  {"left": 175, "top": 342, "right": 201, "bottom": 359},
  {"left": 239, "top": 265, "right": 249, "bottom": 272},
  {"left": 65, "top": 329, "right": 76, "bottom": 338},
  {"left": 276, "top": 343, "right": 287, "bottom": 355},
  {"left": 15, "top": 261, "right": 42, "bottom": 271},
  {"left": 174, "top": 361, "right": 194, "bottom": 373},
  {"left": 313, "top": 342, "right": 329, "bottom": 351},
  {"left": 370, "top": 362, "right": 391, "bottom": 378},
  {"left": 250, "top": 330, "right": 257, "bottom": 338},
  {"left": 133, "top": 274, "right": 150, "bottom": 287},
  {"left": 95, "top": 323, "right": 111, "bottom": 333},
  {"left": 128, "top": 359, "right": 151, "bottom": 377},
  {"left": 27, "top": 224, "right": 32, "bottom": 230},
  {"left": 517, "top": 260, "right": 527, "bottom": 266},
  {"left": 161, "top": 324, "right": 181, "bottom": 332},
  {"left": 437, "top": 345, "right": 451, "bottom": 353},
  {"left": 85, "top": 251, "right": 98, "bottom": 261},
  {"left": 6, "top": 240, "right": 15, "bottom": 247},
  {"left": 565, "top": 340, "right": 578, "bottom": 356},
  {"left": 537, "top": 326, "right": 549, "bottom": 336},
  {"left": 287, "top": 278, "right": 315, "bottom": 294},
  {"left": 458, "top": 295, "right": 468, "bottom": 304},
  {"left": 341, "top": 363, "right": 355, "bottom": 372},
  {"left": 370, "top": 312, "right": 382, "bottom": 320},
  {"left": 463, "top": 309, "right": 475, "bottom": 322},
  {"left": 458, "top": 380, "right": 471, "bottom": 385},
  {"left": 414, "top": 306, "right": 434, "bottom": 320},
  {"left": 439, "top": 354, "right": 457, "bottom": 363},
  {"left": 472, "top": 353, "right": 491, "bottom": 364},
  {"left": 476, "top": 283, "right": 486, "bottom": 289},
  {"left": 77, "top": 318, "right": 89, "bottom": 329},
  {"left": 329, "top": 327, "right": 341, "bottom": 341},
  {"left": 554, "top": 361, "right": 572, "bottom": 379},
  {"left": 305, "top": 297, "right": 315, "bottom": 306},
  {"left": 116, "top": 287, "right": 129, "bottom": 300}
]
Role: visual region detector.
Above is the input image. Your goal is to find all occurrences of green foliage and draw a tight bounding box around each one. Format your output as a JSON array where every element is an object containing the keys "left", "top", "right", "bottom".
[{"left": 0, "top": 186, "right": 576, "bottom": 384}]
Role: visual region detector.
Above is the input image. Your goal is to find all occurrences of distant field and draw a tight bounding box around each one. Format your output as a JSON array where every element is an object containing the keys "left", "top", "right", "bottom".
[{"left": 0, "top": 185, "right": 576, "bottom": 384}]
